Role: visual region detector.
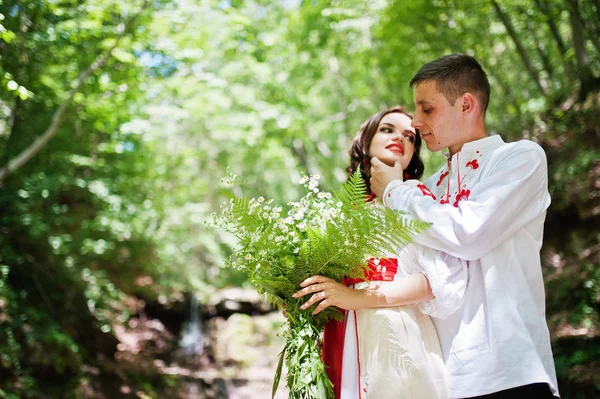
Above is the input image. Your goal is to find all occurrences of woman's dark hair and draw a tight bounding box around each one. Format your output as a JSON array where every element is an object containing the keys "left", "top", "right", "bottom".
[{"left": 346, "top": 106, "right": 425, "bottom": 195}]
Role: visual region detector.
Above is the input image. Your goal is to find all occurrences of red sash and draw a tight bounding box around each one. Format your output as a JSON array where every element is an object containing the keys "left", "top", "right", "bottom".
[{"left": 322, "top": 258, "right": 398, "bottom": 398}]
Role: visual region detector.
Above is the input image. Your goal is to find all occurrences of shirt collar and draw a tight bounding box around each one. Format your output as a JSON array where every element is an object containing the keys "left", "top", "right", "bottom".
[{"left": 445, "top": 135, "right": 504, "bottom": 161}]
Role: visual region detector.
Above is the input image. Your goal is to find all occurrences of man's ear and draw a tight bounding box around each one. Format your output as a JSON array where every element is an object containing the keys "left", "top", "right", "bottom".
[{"left": 461, "top": 92, "right": 476, "bottom": 114}]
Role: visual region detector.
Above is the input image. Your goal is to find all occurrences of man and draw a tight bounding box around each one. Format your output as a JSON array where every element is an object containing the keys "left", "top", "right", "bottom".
[{"left": 370, "top": 54, "right": 559, "bottom": 398}]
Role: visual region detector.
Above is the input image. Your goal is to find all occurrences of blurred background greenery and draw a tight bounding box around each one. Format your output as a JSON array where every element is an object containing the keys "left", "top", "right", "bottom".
[{"left": 0, "top": 0, "right": 598, "bottom": 398}]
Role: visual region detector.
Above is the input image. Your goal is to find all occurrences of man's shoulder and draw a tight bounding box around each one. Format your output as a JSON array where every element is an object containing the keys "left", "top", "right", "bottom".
[{"left": 490, "top": 139, "right": 546, "bottom": 161}]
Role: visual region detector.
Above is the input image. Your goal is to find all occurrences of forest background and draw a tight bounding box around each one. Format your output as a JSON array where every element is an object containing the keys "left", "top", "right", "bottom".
[{"left": 0, "top": 0, "right": 599, "bottom": 398}]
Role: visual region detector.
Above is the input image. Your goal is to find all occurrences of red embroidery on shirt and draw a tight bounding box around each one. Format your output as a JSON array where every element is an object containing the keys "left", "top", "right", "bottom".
[
  {"left": 436, "top": 171, "right": 449, "bottom": 186},
  {"left": 440, "top": 197, "right": 450, "bottom": 205},
  {"left": 417, "top": 184, "right": 437, "bottom": 200},
  {"left": 453, "top": 188, "right": 471, "bottom": 207},
  {"left": 466, "top": 159, "right": 479, "bottom": 170}
]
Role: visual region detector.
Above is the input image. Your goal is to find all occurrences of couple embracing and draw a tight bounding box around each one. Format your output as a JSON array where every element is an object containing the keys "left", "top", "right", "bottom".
[{"left": 293, "top": 54, "right": 560, "bottom": 399}]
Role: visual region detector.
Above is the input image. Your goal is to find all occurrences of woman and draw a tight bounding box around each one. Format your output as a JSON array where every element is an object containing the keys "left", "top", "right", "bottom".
[{"left": 293, "top": 106, "right": 467, "bottom": 399}]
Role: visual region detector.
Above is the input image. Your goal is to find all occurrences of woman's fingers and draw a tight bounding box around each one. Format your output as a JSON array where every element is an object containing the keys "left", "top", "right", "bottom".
[
  {"left": 300, "top": 291, "right": 328, "bottom": 310},
  {"left": 300, "top": 275, "right": 329, "bottom": 287},
  {"left": 312, "top": 299, "right": 331, "bottom": 315},
  {"left": 293, "top": 280, "right": 330, "bottom": 298}
]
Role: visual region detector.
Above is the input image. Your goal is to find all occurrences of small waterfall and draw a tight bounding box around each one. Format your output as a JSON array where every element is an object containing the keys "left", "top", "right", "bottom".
[{"left": 180, "top": 293, "right": 205, "bottom": 355}]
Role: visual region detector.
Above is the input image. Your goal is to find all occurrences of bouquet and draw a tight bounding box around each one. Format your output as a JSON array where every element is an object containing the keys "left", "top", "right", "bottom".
[{"left": 211, "top": 168, "right": 428, "bottom": 399}]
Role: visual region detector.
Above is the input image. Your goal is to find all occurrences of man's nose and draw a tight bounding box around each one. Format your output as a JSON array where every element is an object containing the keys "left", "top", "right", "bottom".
[{"left": 411, "top": 117, "right": 423, "bottom": 129}]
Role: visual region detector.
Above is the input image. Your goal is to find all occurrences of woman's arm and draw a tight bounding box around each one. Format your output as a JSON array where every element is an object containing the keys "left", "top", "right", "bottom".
[{"left": 293, "top": 273, "right": 434, "bottom": 315}]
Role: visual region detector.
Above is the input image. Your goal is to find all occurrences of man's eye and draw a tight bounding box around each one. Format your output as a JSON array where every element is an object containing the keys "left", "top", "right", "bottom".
[{"left": 424, "top": 108, "right": 432, "bottom": 114}]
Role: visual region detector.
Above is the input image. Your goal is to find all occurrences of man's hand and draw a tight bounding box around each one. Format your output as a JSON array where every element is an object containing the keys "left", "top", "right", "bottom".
[{"left": 370, "top": 157, "right": 403, "bottom": 198}]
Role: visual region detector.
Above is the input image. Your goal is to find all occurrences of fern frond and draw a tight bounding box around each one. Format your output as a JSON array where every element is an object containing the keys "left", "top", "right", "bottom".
[{"left": 334, "top": 169, "right": 369, "bottom": 207}]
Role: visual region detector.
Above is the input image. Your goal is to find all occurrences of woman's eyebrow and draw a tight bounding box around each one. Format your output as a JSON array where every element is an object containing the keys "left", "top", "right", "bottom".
[{"left": 379, "top": 122, "right": 395, "bottom": 128}]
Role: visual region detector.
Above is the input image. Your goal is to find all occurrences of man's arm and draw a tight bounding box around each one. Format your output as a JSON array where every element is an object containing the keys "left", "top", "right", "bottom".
[{"left": 383, "top": 141, "right": 551, "bottom": 260}]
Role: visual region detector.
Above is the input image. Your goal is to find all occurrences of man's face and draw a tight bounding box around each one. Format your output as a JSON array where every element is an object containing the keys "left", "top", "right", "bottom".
[{"left": 411, "top": 80, "right": 464, "bottom": 154}]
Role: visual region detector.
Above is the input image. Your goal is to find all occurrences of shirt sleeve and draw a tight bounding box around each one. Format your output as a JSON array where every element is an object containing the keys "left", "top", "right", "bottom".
[
  {"left": 383, "top": 141, "right": 551, "bottom": 261},
  {"left": 398, "top": 244, "right": 468, "bottom": 319}
]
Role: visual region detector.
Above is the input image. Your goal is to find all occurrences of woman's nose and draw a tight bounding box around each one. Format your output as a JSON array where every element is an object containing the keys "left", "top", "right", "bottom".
[{"left": 392, "top": 130, "right": 404, "bottom": 140}]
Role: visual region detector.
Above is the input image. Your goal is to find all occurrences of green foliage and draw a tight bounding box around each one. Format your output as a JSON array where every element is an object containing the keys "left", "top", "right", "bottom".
[
  {"left": 0, "top": 0, "right": 598, "bottom": 397},
  {"left": 214, "top": 169, "right": 428, "bottom": 398}
]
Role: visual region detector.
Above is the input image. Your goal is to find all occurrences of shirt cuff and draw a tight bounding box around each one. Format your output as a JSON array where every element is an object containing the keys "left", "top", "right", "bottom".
[{"left": 382, "top": 179, "right": 420, "bottom": 207}]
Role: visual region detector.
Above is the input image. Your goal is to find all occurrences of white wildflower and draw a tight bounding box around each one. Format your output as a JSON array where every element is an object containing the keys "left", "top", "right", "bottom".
[
  {"left": 294, "top": 248, "right": 300, "bottom": 254},
  {"left": 258, "top": 196, "right": 265, "bottom": 203},
  {"left": 336, "top": 201, "right": 343, "bottom": 208},
  {"left": 245, "top": 254, "right": 252, "bottom": 260}
]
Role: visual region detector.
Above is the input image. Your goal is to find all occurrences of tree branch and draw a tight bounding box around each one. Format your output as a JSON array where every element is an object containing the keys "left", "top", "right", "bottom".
[
  {"left": 0, "top": 1, "right": 150, "bottom": 184},
  {"left": 491, "top": 0, "right": 549, "bottom": 97}
]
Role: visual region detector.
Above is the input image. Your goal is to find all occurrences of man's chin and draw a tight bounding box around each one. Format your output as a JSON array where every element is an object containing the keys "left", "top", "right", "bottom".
[{"left": 424, "top": 142, "right": 444, "bottom": 152}]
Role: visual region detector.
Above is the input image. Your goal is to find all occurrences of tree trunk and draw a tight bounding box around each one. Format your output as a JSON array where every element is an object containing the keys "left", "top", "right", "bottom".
[
  {"left": 566, "top": 0, "right": 600, "bottom": 100},
  {"left": 486, "top": 62, "right": 523, "bottom": 124},
  {"left": 574, "top": 0, "right": 600, "bottom": 52},
  {"left": 292, "top": 138, "right": 311, "bottom": 176},
  {"left": 534, "top": 0, "right": 575, "bottom": 77},
  {"left": 520, "top": 7, "right": 554, "bottom": 81},
  {"left": 0, "top": 1, "right": 150, "bottom": 184},
  {"left": 491, "top": 0, "right": 549, "bottom": 97}
]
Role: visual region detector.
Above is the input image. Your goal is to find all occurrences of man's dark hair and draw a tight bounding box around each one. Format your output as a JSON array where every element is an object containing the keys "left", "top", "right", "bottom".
[{"left": 410, "top": 54, "right": 491, "bottom": 113}]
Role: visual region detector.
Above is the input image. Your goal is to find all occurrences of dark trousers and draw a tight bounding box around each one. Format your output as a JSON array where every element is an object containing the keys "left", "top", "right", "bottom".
[{"left": 467, "top": 383, "right": 555, "bottom": 399}]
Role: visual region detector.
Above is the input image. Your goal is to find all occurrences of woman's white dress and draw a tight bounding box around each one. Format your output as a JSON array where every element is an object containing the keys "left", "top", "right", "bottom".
[{"left": 326, "top": 244, "right": 467, "bottom": 399}]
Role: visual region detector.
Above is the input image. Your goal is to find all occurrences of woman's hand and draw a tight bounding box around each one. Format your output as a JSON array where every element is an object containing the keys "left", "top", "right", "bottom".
[{"left": 292, "top": 275, "right": 368, "bottom": 314}]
